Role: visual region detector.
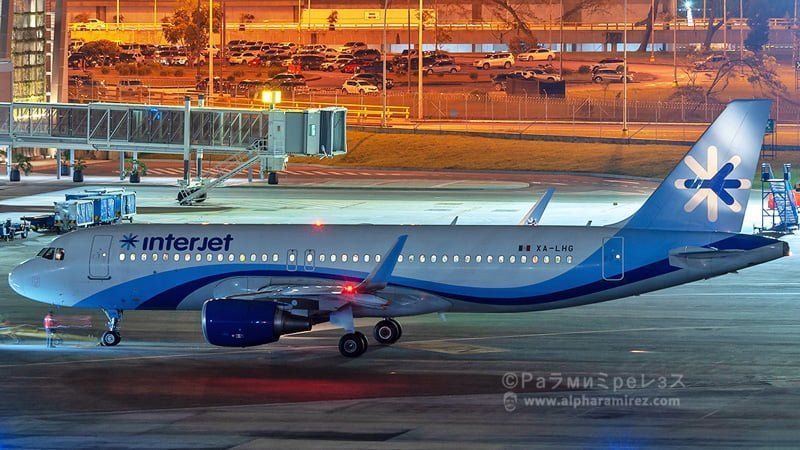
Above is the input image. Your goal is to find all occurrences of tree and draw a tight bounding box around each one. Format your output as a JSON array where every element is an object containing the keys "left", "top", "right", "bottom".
[
  {"left": 635, "top": 0, "right": 661, "bottom": 52},
  {"left": 162, "top": 0, "right": 223, "bottom": 66},
  {"left": 80, "top": 40, "right": 121, "bottom": 59},
  {"left": 705, "top": 54, "right": 787, "bottom": 99},
  {"left": 327, "top": 10, "right": 338, "bottom": 30}
]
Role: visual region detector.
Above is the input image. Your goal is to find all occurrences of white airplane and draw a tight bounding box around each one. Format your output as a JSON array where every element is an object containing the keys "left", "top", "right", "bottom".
[{"left": 9, "top": 100, "right": 788, "bottom": 357}]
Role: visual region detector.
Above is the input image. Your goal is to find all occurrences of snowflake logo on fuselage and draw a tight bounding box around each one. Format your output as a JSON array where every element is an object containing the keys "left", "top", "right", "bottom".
[
  {"left": 120, "top": 233, "right": 139, "bottom": 250},
  {"left": 673, "top": 145, "right": 751, "bottom": 222}
]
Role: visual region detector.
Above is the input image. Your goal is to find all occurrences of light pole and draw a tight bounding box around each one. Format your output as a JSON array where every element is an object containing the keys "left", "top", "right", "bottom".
[
  {"left": 739, "top": 0, "right": 743, "bottom": 60},
  {"left": 417, "top": 0, "right": 423, "bottom": 121},
  {"left": 382, "top": 0, "right": 388, "bottom": 127},
  {"left": 209, "top": 0, "right": 214, "bottom": 101},
  {"left": 559, "top": 0, "right": 563, "bottom": 74},
  {"left": 623, "top": 0, "right": 628, "bottom": 134},
  {"left": 673, "top": 0, "right": 678, "bottom": 85},
  {"left": 116, "top": 0, "right": 120, "bottom": 29},
  {"left": 723, "top": 0, "right": 727, "bottom": 53},
  {"left": 154, "top": 0, "right": 157, "bottom": 27},
  {"left": 650, "top": 0, "right": 655, "bottom": 62},
  {"left": 297, "top": 0, "right": 302, "bottom": 44}
]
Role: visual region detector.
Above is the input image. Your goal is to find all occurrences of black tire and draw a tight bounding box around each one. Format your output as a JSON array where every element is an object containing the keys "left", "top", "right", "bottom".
[
  {"left": 593, "top": 77, "right": 602, "bottom": 83},
  {"left": 547, "top": 55, "right": 553, "bottom": 61},
  {"left": 427, "top": 69, "right": 433, "bottom": 75},
  {"left": 101, "top": 331, "right": 121, "bottom": 346},
  {"left": 376, "top": 82, "right": 383, "bottom": 90},
  {"left": 359, "top": 89, "right": 366, "bottom": 95},
  {"left": 339, "top": 332, "right": 367, "bottom": 357},
  {"left": 327, "top": 66, "right": 334, "bottom": 72},
  {"left": 503, "top": 61, "right": 511, "bottom": 69},
  {"left": 373, "top": 319, "right": 401, "bottom": 345},
  {"left": 482, "top": 63, "right": 490, "bottom": 70},
  {"left": 493, "top": 83, "right": 503, "bottom": 91},
  {"left": 450, "top": 68, "right": 457, "bottom": 73},
  {"left": 342, "top": 88, "right": 348, "bottom": 94}
]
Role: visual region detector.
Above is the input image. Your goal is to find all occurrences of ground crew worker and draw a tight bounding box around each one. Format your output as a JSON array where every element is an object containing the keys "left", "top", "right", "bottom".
[{"left": 44, "top": 311, "right": 56, "bottom": 348}]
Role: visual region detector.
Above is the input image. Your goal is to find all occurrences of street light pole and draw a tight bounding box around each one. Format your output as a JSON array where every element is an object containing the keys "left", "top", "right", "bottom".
[
  {"left": 154, "top": 0, "right": 157, "bottom": 27},
  {"left": 723, "top": 0, "right": 727, "bottom": 53},
  {"left": 673, "top": 0, "right": 678, "bottom": 85},
  {"left": 209, "top": 0, "right": 214, "bottom": 101},
  {"left": 559, "top": 0, "right": 563, "bottom": 74},
  {"left": 297, "top": 0, "right": 302, "bottom": 44},
  {"left": 382, "top": 0, "right": 388, "bottom": 127},
  {"left": 116, "top": 0, "right": 120, "bottom": 29},
  {"left": 417, "top": 0, "right": 423, "bottom": 121},
  {"left": 739, "top": 0, "right": 743, "bottom": 60},
  {"left": 623, "top": 0, "right": 628, "bottom": 134},
  {"left": 650, "top": 0, "right": 655, "bottom": 62}
]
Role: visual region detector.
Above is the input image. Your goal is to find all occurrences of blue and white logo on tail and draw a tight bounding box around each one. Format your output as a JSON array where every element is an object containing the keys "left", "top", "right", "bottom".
[{"left": 623, "top": 99, "right": 771, "bottom": 232}]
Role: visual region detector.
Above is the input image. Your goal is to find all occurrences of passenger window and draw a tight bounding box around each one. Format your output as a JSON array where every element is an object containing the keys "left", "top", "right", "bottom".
[
  {"left": 250, "top": 254, "right": 257, "bottom": 262},
  {"left": 509, "top": 255, "right": 516, "bottom": 264},
  {"left": 555, "top": 255, "right": 561, "bottom": 264},
  {"left": 397, "top": 255, "right": 403, "bottom": 263},
  {"left": 431, "top": 255, "right": 437, "bottom": 263},
  {"left": 532, "top": 255, "right": 539, "bottom": 264},
  {"left": 544, "top": 256, "right": 550, "bottom": 264},
  {"left": 262, "top": 254, "right": 268, "bottom": 262},
  {"left": 195, "top": 254, "right": 202, "bottom": 262},
  {"left": 173, "top": 254, "right": 180, "bottom": 262},
  {"left": 364, "top": 254, "right": 370, "bottom": 263},
  {"left": 442, "top": 255, "right": 448, "bottom": 263},
  {"left": 341, "top": 254, "right": 347, "bottom": 262},
  {"left": 163, "top": 254, "right": 169, "bottom": 261},
  {"left": 206, "top": 254, "right": 213, "bottom": 262},
  {"left": 408, "top": 255, "right": 414, "bottom": 263},
  {"left": 475, "top": 255, "right": 482, "bottom": 263},
  {"left": 464, "top": 255, "right": 471, "bottom": 263},
  {"left": 289, "top": 253, "right": 296, "bottom": 263},
  {"left": 141, "top": 253, "right": 147, "bottom": 262},
  {"left": 498, "top": 255, "right": 504, "bottom": 264},
  {"left": 487, "top": 255, "right": 493, "bottom": 264},
  {"left": 375, "top": 255, "right": 381, "bottom": 262},
  {"left": 228, "top": 254, "right": 234, "bottom": 262},
  {"left": 184, "top": 254, "right": 191, "bottom": 262},
  {"left": 217, "top": 254, "right": 223, "bottom": 262},
  {"left": 306, "top": 253, "right": 313, "bottom": 263},
  {"left": 521, "top": 255, "right": 527, "bottom": 264},
  {"left": 272, "top": 254, "right": 279, "bottom": 262},
  {"left": 567, "top": 256, "right": 573, "bottom": 264},
  {"left": 331, "top": 254, "right": 337, "bottom": 262},
  {"left": 453, "top": 255, "right": 460, "bottom": 263},
  {"left": 119, "top": 254, "right": 126, "bottom": 261},
  {"left": 319, "top": 254, "right": 326, "bottom": 262},
  {"left": 353, "top": 254, "right": 359, "bottom": 263},
  {"left": 419, "top": 255, "right": 426, "bottom": 263},
  {"left": 239, "top": 254, "right": 246, "bottom": 262}
]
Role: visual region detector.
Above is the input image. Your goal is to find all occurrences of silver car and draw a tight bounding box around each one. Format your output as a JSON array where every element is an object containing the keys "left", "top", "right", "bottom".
[{"left": 424, "top": 60, "right": 462, "bottom": 74}]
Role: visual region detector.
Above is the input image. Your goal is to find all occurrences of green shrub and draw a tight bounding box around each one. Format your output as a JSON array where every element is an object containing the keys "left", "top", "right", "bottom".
[
  {"left": 577, "top": 65, "right": 591, "bottom": 74},
  {"left": 233, "top": 70, "right": 245, "bottom": 78},
  {"left": 468, "top": 72, "right": 478, "bottom": 80},
  {"left": 159, "top": 70, "right": 170, "bottom": 77},
  {"left": 174, "top": 69, "right": 184, "bottom": 77},
  {"left": 226, "top": 75, "right": 236, "bottom": 82},
  {"left": 100, "top": 67, "right": 110, "bottom": 75}
]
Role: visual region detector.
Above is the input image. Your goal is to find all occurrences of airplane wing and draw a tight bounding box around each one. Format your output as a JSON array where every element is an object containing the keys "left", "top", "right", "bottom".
[
  {"left": 519, "top": 187, "right": 555, "bottom": 226},
  {"left": 213, "top": 235, "right": 409, "bottom": 312}
]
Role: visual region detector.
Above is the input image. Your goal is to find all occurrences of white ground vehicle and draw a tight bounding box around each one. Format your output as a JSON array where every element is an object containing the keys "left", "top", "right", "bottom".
[
  {"left": 592, "top": 68, "right": 633, "bottom": 83},
  {"left": 341, "top": 79, "right": 379, "bottom": 95},
  {"left": 71, "top": 18, "right": 107, "bottom": 31},
  {"left": 117, "top": 79, "right": 150, "bottom": 96},
  {"left": 517, "top": 48, "right": 558, "bottom": 61},
  {"left": 473, "top": 52, "right": 515, "bottom": 70}
]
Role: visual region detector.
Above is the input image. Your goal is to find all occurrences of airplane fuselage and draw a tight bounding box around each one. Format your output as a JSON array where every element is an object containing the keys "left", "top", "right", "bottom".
[{"left": 10, "top": 224, "right": 787, "bottom": 317}]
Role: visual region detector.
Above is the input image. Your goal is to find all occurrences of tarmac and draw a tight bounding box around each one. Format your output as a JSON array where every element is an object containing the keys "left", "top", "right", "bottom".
[{"left": 0, "top": 170, "right": 798, "bottom": 449}]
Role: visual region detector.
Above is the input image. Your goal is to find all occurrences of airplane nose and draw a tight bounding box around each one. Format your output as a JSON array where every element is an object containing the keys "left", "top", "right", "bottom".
[{"left": 8, "top": 264, "right": 27, "bottom": 298}]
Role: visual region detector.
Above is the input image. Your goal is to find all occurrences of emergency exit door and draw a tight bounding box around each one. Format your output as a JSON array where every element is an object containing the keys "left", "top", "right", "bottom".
[
  {"left": 602, "top": 237, "right": 624, "bottom": 281},
  {"left": 89, "top": 235, "right": 113, "bottom": 280}
]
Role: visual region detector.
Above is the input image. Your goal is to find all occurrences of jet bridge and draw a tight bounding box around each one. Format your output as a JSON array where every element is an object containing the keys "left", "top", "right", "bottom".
[{"left": 0, "top": 100, "right": 347, "bottom": 201}]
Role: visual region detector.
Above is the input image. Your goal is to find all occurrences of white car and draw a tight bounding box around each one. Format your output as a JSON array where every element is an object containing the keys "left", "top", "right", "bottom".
[
  {"left": 517, "top": 48, "right": 558, "bottom": 61},
  {"left": 510, "top": 69, "right": 561, "bottom": 82},
  {"left": 341, "top": 79, "right": 379, "bottom": 95},
  {"left": 228, "top": 52, "right": 258, "bottom": 65},
  {"left": 71, "top": 18, "right": 107, "bottom": 31},
  {"left": 473, "top": 52, "right": 515, "bottom": 70},
  {"left": 117, "top": 79, "right": 150, "bottom": 96}
]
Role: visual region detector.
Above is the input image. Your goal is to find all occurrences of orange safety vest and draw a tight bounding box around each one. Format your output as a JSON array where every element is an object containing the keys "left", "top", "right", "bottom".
[{"left": 43, "top": 315, "right": 56, "bottom": 330}]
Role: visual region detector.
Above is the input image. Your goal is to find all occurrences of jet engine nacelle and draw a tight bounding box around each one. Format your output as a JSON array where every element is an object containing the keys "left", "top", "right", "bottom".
[{"left": 202, "top": 299, "right": 311, "bottom": 347}]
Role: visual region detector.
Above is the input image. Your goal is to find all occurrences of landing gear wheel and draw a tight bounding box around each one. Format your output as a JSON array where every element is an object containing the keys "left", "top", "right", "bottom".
[
  {"left": 373, "top": 319, "right": 401, "bottom": 345},
  {"left": 101, "top": 330, "right": 121, "bottom": 346},
  {"left": 339, "top": 332, "right": 368, "bottom": 357}
]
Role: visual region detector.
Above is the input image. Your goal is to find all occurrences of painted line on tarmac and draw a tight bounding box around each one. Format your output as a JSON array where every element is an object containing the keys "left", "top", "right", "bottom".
[{"left": 0, "top": 347, "right": 267, "bottom": 369}]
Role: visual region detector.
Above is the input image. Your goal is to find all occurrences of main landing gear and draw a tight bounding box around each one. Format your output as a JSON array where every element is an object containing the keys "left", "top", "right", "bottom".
[
  {"left": 337, "top": 318, "right": 403, "bottom": 358},
  {"left": 100, "top": 309, "right": 123, "bottom": 346}
]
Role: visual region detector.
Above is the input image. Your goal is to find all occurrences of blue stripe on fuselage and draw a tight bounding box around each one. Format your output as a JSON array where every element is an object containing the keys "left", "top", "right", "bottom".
[{"left": 72, "top": 233, "right": 774, "bottom": 310}]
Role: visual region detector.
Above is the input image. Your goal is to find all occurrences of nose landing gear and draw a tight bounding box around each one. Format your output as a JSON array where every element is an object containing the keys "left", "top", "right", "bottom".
[{"left": 100, "top": 309, "right": 123, "bottom": 347}]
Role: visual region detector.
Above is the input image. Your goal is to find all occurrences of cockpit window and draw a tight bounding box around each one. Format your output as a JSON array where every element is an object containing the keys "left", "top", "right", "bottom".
[{"left": 37, "top": 247, "right": 64, "bottom": 261}]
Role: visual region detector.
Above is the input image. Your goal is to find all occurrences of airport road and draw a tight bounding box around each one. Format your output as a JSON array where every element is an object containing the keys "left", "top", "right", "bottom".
[{"left": 0, "top": 177, "right": 798, "bottom": 449}]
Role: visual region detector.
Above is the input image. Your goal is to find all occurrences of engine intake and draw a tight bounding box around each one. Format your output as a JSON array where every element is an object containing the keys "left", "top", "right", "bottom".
[{"left": 202, "top": 299, "right": 311, "bottom": 347}]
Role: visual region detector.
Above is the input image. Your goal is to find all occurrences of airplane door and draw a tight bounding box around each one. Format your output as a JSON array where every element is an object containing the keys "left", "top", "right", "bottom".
[
  {"left": 602, "top": 237, "right": 624, "bottom": 281},
  {"left": 286, "top": 249, "right": 298, "bottom": 272},
  {"left": 89, "top": 235, "right": 113, "bottom": 280},
  {"left": 304, "top": 249, "right": 315, "bottom": 271}
]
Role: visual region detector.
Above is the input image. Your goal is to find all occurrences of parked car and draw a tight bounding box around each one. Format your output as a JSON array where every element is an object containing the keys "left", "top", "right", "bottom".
[
  {"left": 491, "top": 72, "right": 528, "bottom": 91},
  {"left": 339, "top": 41, "right": 367, "bottom": 54},
  {"left": 322, "top": 54, "right": 353, "bottom": 71},
  {"left": 353, "top": 48, "right": 382, "bottom": 61},
  {"left": 228, "top": 52, "right": 258, "bottom": 65},
  {"left": 267, "top": 73, "right": 306, "bottom": 90},
  {"left": 350, "top": 73, "right": 394, "bottom": 90},
  {"left": 118, "top": 79, "right": 150, "bottom": 96},
  {"left": 592, "top": 68, "right": 633, "bottom": 83},
  {"left": 395, "top": 56, "right": 435, "bottom": 72},
  {"left": 357, "top": 60, "right": 395, "bottom": 74},
  {"left": 341, "top": 58, "right": 372, "bottom": 74},
  {"left": 509, "top": 69, "right": 561, "bottom": 81},
  {"left": 67, "top": 52, "right": 94, "bottom": 69},
  {"left": 341, "top": 79, "right": 379, "bottom": 95},
  {"left": 693, "top": 54, "right": 729, "bottom": 71},
  {"left": 517, "top": 48, "right": 558, "bottom": 61},
  {"left": 424, "top": 60, "right": 461, "bottom": 74},
  {"left": 71, "top": 18, "right": 106, "bottom": 31},
  {"left": 235, "top": 80, "right": 269, "bottom": 98},
  {"left": 473, "top": 52, "right": 515, "bottom": 70},
  {"left": 592, "top": 58, "right": 625, "bottom": 73},
  {"left": 293, "top": 54, "right": 325, "bottom": 70}
]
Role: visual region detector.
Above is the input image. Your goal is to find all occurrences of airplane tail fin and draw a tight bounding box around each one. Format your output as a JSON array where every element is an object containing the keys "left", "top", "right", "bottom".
[{"left": 622, "top": 99, "right": 771, "bottom": 232}]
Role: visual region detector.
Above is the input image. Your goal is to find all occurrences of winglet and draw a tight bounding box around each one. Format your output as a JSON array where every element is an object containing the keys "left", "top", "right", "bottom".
[
  {"left": 450, "top": 216, "right": 459, "bottom": 225},
  {"left": 519, "top": 187, "right": 555, "bottom": 226},
  {"left": 356, "top": 235, "right": 408, "bottom": 292}
]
